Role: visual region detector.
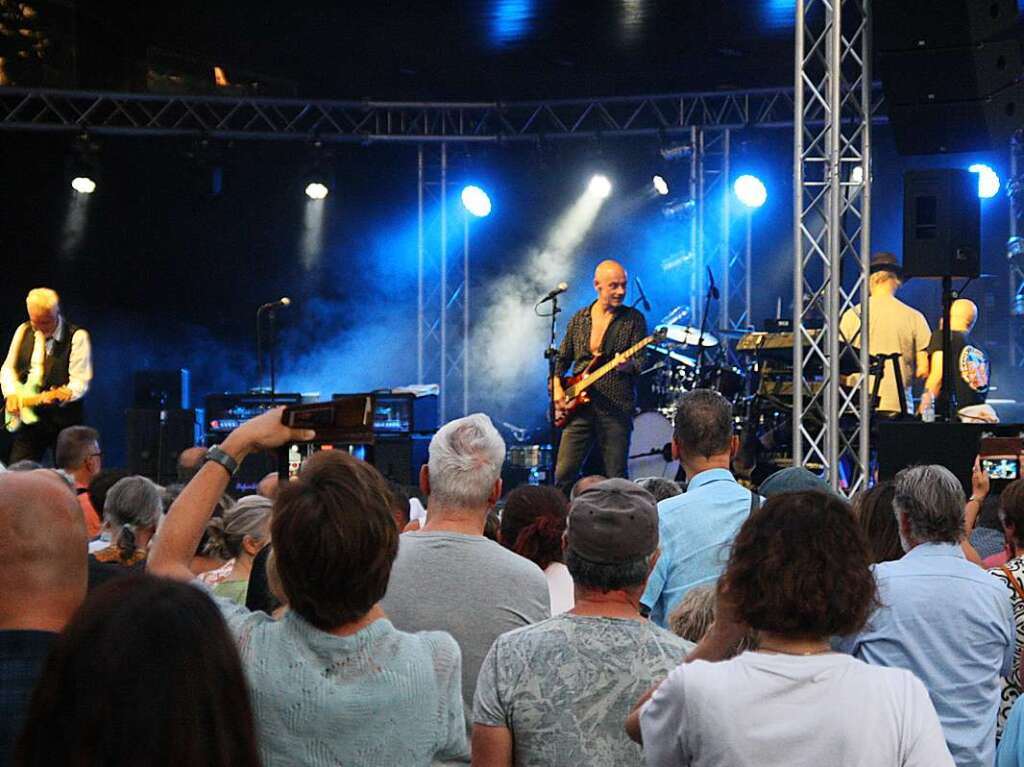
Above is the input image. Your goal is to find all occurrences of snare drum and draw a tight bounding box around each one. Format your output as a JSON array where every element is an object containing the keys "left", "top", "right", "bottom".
[{"left": 628, "top": 411, "right": 680, "bottom": 480}]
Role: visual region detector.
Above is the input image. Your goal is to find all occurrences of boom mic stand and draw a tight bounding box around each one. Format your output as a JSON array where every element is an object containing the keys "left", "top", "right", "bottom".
[
  {"left": 542, "top": 294, "right": 562, "bottom": 485},
  {"left": 694, "top": 274, "right": 719, "bottom": 386}
]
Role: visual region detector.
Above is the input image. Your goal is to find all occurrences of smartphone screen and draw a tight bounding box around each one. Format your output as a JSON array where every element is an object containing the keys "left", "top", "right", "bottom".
[{"left": 981, "top": 457, "right": 1020, "bottom": 481}]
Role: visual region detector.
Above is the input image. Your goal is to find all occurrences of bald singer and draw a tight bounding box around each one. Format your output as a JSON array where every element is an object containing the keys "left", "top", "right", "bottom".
[{"left": 552, "top": 260, "right": 647, "bottom": 496}]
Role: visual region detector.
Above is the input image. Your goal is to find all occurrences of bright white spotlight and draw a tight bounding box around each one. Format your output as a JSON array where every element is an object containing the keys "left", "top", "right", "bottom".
[
  {"left": 588, "top": 174, "right": 612, "bottom": 199},
  {"left": 71, "top": 176, "right": 96, "bottom": 195},
  {"left": 734, "top": 174, "right": 767, "bottom": 208},
  {"left": 461, "top": 185, "right": 492, "bottom": 217},
  {"left": 969, "top": 163, "right": 1000, "bottom": 199},
  {"left": 652, "top": 175, "right": 669, "bottom": 196},
  {"left": 305, "top": 182, "right": 329, "bottom": 200}
]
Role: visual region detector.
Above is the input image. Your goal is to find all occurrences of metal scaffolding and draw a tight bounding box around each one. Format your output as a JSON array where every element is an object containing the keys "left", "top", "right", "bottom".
[
  {"left": 0, "top": 85, "right": 815, "bottom": 142},
  {"left": 793, "top": 0, "right": 873, "bottom": 494},
  {"left": 1009, "top": 130, "right": 1024, "bottom": 368}
]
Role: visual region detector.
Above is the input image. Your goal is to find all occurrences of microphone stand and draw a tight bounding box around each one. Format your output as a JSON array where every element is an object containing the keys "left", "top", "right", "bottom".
[
  {"left": 694, "top": 281, "right": 717, "bottom": 386},
  {"left": 268, "top": 306, "right": 278, "bottom": 398},
  {"left": 543, "top": 294, "right": 562, "bottom": 485},
  {"left": 255, "top": 307, "right": 265, "bottom": 393}
]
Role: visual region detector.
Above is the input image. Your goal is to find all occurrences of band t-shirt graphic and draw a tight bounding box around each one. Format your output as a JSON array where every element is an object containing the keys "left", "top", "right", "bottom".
[{"left": 926, "top": 330, "right": 989, "bottom": 409}]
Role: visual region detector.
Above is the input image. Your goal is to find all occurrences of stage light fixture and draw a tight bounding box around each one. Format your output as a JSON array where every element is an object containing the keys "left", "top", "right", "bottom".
[
  {"left": 660, "top": 144, "right": 693, "bottom": 161},
  {"left": 588, "top": 174, "right": 612, "bottom": 199},
  {"left": 461, "top": 185, "right": 492, "bottom": 217},
  {"left": 652, "top": 175, "right": 670, "bottom": 196},
  {"left": 734, "top": 174, "right": 767, "bottom": 208},
  {"left": 305, "top": 182, "right": 329, "bottom": 200},
  {"left": 70, "top": 176, "right": 96, "bottom": 195},
  {"left": 661, "top": 199, "right": 695, "bottom": 219},
  {"left": 969, "top": 163, "right": 1000, "bottom": 199}
]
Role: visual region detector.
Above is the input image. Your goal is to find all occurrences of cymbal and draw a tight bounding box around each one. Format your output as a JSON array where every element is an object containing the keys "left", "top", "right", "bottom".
[
  {"left": 655, "top": 323, "right": 719, "bottom": 348},
  {"left": 648, "top": 345, "right": 696, "bottom": 366}
]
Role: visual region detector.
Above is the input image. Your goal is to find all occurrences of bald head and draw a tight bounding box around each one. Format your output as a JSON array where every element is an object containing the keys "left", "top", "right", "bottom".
[
  {"left": 593, "top": 260, "right": 628, "bottom": 310},
  {"left": 950, "top": 299, "right": 978, "bottom": 332},
  {"left": 0, "top": 470, "right": 88, "bottom": 630}
]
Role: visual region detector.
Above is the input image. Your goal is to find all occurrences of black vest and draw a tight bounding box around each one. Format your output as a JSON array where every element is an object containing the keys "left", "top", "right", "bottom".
[{"left": 13, "top": 320, "right": 84, "bottom": 427}]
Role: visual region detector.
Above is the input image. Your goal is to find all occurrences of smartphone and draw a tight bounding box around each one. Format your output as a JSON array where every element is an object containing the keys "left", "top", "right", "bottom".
[
  {"left": 981, "top": 457, "right": 1020, "bottom": 481},
  {"left": 278, "top": 395, "right": 376, "bottom": 480}
]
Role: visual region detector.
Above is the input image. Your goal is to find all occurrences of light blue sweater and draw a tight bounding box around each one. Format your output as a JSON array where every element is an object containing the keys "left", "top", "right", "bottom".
[{"left": 214, "top": 596, "right": 468, "bottom": 767}]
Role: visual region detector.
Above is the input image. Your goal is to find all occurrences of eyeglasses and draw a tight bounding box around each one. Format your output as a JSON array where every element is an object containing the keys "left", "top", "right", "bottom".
[{"left": 89, "top": 452, "right": 102, "bottom": 459}]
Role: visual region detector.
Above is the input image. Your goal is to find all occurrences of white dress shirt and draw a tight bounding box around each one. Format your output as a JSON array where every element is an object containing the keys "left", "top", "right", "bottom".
[{"left": 0, "top": 316, "right": 92, "bottom": 401}]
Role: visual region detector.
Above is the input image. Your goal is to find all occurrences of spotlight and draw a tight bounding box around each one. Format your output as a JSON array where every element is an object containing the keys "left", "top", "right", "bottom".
[
  {"left": 588, "top": 174, "right": 612, "bottom": 199},
  {"left": 659, "top": 144, "right": 693, "bottom": 161},
  {"left": 734, "top": 174, "right": 767, "bottom": 209},
  {"left": 305, "top": 182, "right": 329, "bottom": 200},
  {"left": 461, "top": 185, "right": 492, "bottom": 217},
  {"left": 969, "top": 163, "right": 1000, "bottom": 199},
  {"left": 70, "top": 176, "right": 96, "bottom": 195},
  {"left": 652, "top": 175, "right": 670, "bottom": 196}
]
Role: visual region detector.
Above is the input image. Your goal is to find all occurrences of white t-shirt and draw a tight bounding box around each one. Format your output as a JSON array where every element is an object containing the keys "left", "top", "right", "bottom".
[
  {"left": 544, "top": 562, "right": 575, "bottom": 615},
  {"left": 641, "top": 651, "right": 953, "bottom": 767}
]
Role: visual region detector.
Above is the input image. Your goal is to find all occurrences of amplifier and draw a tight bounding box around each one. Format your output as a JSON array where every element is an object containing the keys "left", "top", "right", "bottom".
[{"left": 203, "top": 392, "right": 303, "bottom": 436}]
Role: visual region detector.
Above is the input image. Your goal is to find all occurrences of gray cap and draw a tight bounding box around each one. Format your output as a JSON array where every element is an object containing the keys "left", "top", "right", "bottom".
[
  {"left": 757, "top": 466, "right": 839, "bottom": 498},
  {"left": 567, "top": 478, "right": 659, "bottom": 564}
]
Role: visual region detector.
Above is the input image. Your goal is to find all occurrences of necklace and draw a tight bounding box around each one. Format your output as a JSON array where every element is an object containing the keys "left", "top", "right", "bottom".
[{"left": 756, "top": 644, "right": 833, "bottom": 656}]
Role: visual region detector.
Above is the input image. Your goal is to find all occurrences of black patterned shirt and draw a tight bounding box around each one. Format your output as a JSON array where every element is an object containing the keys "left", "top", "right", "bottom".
[{"left": 554, "top": 303, "right": 647, "bottom": 418}]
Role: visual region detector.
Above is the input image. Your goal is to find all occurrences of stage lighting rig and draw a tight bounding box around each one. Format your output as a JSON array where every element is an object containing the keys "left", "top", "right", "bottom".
[
  {"left": 652, "top": 175, "right": 670, "bottom": 196},
  {"left": 969, "top": 163, "right": 1000, "bottom": 199},
  {"left": 588, "top": 174, "right": 612, "bottom": 199},
  {"left": 659, "top": 143, "right": 693, "bottom": 162},
  {"left": 67, "top": 133, "right": 100, "bottom": 195},
  {"left": 302, "top": 140, "right": 335, "bottom": 201},
  {"left": 661, "top": 198, "right": 695, "bottom": 219},
  {"left": 461, "top": 185, "right": 492, "bottom": 217},
  {"left": 734, "top": 174, "right": 767, "bottom": 209}
]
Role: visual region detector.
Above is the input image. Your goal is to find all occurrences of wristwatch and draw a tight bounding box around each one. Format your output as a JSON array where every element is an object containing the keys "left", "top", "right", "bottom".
[{"left": 205, "top": 445, "right": 239, "bottom": 477}]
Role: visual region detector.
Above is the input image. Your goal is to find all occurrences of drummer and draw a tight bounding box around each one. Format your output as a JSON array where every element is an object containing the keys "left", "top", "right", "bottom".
[{"left": 552, "top": 260, "right": 648, "bottom": 496}]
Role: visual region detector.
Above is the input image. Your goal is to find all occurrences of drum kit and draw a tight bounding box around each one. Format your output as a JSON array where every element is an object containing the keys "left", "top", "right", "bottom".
[{"left": 628, "top": 307, "right": 750, "bottom": 479}]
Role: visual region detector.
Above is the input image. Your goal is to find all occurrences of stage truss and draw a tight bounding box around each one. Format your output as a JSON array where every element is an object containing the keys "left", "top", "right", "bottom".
[
  {"left": 1, "top": 79, "right": 877, "bottom": 483},
  {"left": 794, "top": 0, "right": 873, "bottom": 494},
  {"left": 1009, "top": 130, "right": 1024, "bottom": 369}
]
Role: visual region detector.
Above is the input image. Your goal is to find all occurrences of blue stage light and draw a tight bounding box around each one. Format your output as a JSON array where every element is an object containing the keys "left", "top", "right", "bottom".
[
  {"left": 461, "top": 185, "right": 492, "bottom": 217},
  {"left": 734, "top": 174, "right": 767, "bottom": 208},
  {"left": 968, "top": 163, "right": 1000, "bottom": 199}
]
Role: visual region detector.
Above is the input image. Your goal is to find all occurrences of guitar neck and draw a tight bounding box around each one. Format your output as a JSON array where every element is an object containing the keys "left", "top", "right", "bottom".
[{"left": 566, "top": 335, "right": 653, "bottom": 399}]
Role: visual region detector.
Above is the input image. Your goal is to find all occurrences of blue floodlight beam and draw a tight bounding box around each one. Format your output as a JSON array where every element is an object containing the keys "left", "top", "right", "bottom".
[
  {"left": 733, "top": 174, "right": 767, "bottom": 209},
  {"left": 968, "top": 163, "right": 1000, "bottom": 199},
  {"left": 461, "top": 185, "right": 492, "bottom": 217}
]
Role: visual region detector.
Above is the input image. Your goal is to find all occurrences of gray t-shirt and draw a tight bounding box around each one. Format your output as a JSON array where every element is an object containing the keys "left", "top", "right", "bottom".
[
  {"left": 381, "top": 531, "right": 550, "bottom": 725},
  {"left": 840, "top": 293, "right": 931, "bottom": 412},
  {"left": 474, "top": 614, "right": 693, "bottom": 767}
]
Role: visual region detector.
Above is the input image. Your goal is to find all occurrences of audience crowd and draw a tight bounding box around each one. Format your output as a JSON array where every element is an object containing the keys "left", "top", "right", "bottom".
[{"left": 2, "top": 387, "right": 1024, "bottom": 766}]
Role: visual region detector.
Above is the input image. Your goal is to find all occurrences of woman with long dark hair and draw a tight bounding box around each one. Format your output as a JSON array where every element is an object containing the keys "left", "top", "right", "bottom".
[{"left": 15, "top": 575, "right": 260, "bottom": 767}]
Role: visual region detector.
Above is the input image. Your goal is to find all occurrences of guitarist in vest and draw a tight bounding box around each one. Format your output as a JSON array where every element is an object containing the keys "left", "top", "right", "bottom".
[
  {"left": 1, "top": 288, "right": 93, "bottom": 463},
  {"left": 552, "top": 260, "right": 647, "bottom": 496}
]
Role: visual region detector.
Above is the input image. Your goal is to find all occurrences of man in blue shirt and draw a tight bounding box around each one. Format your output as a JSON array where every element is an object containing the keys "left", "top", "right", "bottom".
[
  {"left": 640, "top": 389, "right": 758, "bottom": 627},
  {"left": 837, "top": 464, "right": 1015, "bottom": 767}
]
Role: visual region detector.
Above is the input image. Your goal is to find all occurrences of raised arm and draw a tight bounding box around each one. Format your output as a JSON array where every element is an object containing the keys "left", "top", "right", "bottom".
[{"left": 148, "top": 407, "right": 314, "bottom": 582}]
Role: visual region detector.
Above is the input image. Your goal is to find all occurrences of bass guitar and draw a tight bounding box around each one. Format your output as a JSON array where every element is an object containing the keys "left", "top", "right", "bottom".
[
  {"left": 555, "top": 327, "right": 666, "bottom": 428},
  {"left": 5, "top": 384, "right": 73, "bottom": 433}
]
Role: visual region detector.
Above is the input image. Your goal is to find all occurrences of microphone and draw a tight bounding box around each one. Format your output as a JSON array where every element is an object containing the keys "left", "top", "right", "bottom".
[
  {"left": 259, "top": 297, "right": 291, "bottom": 311},
  {"left": 706, "top": 267, "right": 719, "bottom": 300},
  {"left": 635, "top": 276, "right": 652, "bottom": 312},
  {"left": 538, "top": 282, "right": 569, "bottom": 304}
]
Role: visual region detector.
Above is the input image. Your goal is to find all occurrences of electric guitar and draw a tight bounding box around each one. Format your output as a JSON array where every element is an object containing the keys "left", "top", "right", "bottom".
[
  {"left": 555, "top": 327, "right": 666, "bottom": 428},
  {"left": 5, "top": 384, "right": 73, "bottom": 433}
]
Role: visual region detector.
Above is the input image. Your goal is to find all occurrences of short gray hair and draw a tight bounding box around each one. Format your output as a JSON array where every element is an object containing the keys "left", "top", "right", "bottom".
[
  {"left": 104, "top": 476, "right": 163, "bottom": 530},
  {"left": 893, "top": 465, "right": 965, "bottom": 545},
  {"left": 674, "top": 389, "right": 733, "bottom": 458},
  {"left": 427, "top": 413, "right": 505, "bottom": 508},
  {"left": 634, "top": 476, "right": 684, "bottom": 502}
]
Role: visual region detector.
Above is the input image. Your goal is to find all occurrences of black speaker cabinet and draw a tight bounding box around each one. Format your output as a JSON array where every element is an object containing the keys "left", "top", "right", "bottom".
[
  {"left": 874, "top": 0, "right": 1019, "bottom": 51},
  {"left": 878, "top": 422, "right": 1024, "bottom": 497},
  {"left": 903, "top": 169, "right": 980, "bottom": 278},
  {"left": 373, "top": 435, "right": 431, "bottom": 486},
  {"left": 133, "top": 369, "right": 190, "bottom": 409},
  {"left": 125, "top": 408, "right": 199, "bottom": 483}
]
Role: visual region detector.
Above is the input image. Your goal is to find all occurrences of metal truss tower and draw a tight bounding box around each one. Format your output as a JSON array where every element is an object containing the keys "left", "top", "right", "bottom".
[
  {"left": 793, "top": 0, "right": 873, "bottom": 493},
  {"left": 1009, "top": 130, "right": 1024, "bottom": 368},
  {"left": 417, "top": 144, "right": 471, "bottom": 423}
]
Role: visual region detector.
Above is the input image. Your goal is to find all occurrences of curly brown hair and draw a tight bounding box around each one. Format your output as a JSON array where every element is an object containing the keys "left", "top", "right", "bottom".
[
  {"left": 1001, "top": 479, "right": 1024, "bottom": 547},
  {"left": 723, "top": 491, "right": 879, "bottom": 638}
]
